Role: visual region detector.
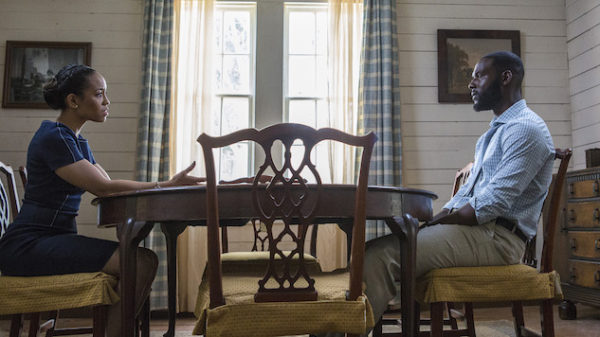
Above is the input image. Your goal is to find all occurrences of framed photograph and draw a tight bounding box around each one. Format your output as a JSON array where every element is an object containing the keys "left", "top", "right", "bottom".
[
  {"left": 437, "top": 29, "right": 520, "bottom": 103},
  {"left": 2, "top": 41, "right": 92, "bottom": 109}
]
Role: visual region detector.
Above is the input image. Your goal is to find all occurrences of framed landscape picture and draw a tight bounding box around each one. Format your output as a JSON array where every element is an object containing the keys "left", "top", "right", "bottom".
[
  {"left": 437, "top": 29, "right": 520, "bottom": 103},
  {"left": 2, "top": 41, "right": 92, "bottom": 108}
]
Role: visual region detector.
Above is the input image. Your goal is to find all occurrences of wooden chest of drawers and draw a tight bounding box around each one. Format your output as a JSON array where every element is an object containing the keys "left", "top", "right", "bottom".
[{"left": 554, "top": 167, "right": 600, "bottom": 319}]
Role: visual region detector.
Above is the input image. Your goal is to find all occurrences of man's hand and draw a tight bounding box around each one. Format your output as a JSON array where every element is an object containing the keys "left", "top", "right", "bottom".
[
  {"left": 424, "top": 208, "right": 451, "bottom": 227},
  {"left": 424, "top": 204, "right": 479, "bottom": 227}
]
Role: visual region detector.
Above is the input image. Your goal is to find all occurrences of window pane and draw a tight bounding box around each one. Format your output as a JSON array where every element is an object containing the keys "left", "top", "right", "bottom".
[
  {"left": 289, "top": 55, "right": 315, "bottom": 97},
  {"left": 220, "top": 142, "right": 249, "bottom": 181},
  {"left": 223, "top": 55, "right": 250, "bottom": 94},
  {"left": 223, "top": 11, "right": 250, "bottom": 54},
  {"left": 215, "top": 10, "right": 223, "bottom": 52},
  {"left": 289, "top": 11, "right": 315, "bottom": 54},
  {"left": 221, "top": 97, "right": 249, "bottom": 134},
  {"left": 316, "top": 11, "right": 327, "bottom": 55},
  {"left": 214, "top": 57, "right": 223, "bottom": 92},
  {"left": 289, "top": 99, "right": 315, "bottom": 126},
  {"left": 316, "top": 55, "right": 327, "bottom": 97}
]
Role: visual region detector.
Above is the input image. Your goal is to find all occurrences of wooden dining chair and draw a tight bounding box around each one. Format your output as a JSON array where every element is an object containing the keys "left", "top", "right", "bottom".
[
  {"left": 193, "top": 123, "right": 377, "bottom": 336},
  {"left": 0, "top": 161, "right": 119, "bottom": 337},
  {"left": 415, "top": 148, "right": 572, "bottom": 337},
  {"left": 10, "top": 164, "right": 151, "bottom": 337}
]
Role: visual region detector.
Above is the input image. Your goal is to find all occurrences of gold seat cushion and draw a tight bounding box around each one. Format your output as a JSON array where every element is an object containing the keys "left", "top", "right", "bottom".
[
  {"left": 220, "top": 250, "right": 322, "bottom": 273},
  {"left": 416, "top": 264, "right": 563, "bottom": 304},
  {"left": 193, "top": 269, "right": 374, "bottom": 336},
  {"left": 0, "top": 272, "right": 119, "bottom": 315}
]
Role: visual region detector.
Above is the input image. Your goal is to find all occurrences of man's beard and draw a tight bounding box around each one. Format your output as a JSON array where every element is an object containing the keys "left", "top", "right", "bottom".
[{"left": 473, "top": 77, "right": 502, "bottom": 112}]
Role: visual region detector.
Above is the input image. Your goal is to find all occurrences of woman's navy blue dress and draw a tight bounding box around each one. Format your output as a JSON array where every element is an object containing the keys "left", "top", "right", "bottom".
[{"left": 0, "top": 121, "right": 118, "bottom": 276}]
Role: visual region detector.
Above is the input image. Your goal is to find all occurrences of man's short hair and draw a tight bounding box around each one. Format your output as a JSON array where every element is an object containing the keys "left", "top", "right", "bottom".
[{"left": 482, "top": 51, "right": 524, "bottom": 88}]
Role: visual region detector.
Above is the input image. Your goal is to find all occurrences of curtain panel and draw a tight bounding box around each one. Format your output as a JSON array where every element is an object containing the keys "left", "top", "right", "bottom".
[
  {"left": 171, "top": 0, "right": 215, "bottom": 312},
  {"left": 358, "top": 0, "right": 403, "bottom": 241},
  {"left": 137, "top": 0, "right": 174, "bottom": 309}
]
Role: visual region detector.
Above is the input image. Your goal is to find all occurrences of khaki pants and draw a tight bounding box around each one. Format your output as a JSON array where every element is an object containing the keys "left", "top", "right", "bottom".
[{"left": 323, "top": 220, "right": 526, "bottom": 337}]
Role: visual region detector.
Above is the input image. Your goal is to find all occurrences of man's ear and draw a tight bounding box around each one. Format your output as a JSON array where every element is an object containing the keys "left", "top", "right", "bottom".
[{"left": 501, "top": 70, "right": 513, "bottom": 86}]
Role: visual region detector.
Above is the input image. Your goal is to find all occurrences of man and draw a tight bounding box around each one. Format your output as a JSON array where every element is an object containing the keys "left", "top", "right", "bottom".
[{"left": 361, "top": 51, "right": 556, "bottom": 332}]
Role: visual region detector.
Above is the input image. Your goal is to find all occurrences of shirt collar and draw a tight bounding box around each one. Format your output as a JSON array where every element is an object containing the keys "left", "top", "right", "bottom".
[{"left": 489, "top": 99, "right": 527, "bottom": 127}]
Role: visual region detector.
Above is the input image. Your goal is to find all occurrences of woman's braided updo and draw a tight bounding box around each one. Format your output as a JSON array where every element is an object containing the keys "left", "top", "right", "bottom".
[{"left": 43, "top": 64, "right": 96, "bottom": 110}]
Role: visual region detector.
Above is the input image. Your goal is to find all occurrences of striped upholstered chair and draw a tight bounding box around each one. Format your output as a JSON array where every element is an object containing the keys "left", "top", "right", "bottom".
[
  {"left": 416, "top": 148, "right": 571, "bottom": 337},
  {"left": 0, "top": 161, "right": 119, "bottom": 337}
]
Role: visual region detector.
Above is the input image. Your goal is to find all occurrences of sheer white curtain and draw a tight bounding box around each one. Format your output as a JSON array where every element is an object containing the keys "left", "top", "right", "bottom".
[
  {"left": 314, "top": 0, "right": 363, "bottom": 271},
  {"left": 328, "top": 0, "right": 362, "bottom": 184},
  {"left": 170, "top": 0, "right": 214, "bottom": 311}
]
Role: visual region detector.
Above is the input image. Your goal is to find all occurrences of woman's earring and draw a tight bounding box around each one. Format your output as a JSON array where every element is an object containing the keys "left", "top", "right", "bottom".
[{"left": 73, "top": 105, "right": 78, "bottom": 109}]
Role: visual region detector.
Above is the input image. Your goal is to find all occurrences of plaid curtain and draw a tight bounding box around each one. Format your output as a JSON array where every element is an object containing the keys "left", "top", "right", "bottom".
[
  {"left": 358, "top": 0, "right": 402, "bottom": 241},
  {"left": 137, "top": 0, "right": 173, "bottom": 309}
]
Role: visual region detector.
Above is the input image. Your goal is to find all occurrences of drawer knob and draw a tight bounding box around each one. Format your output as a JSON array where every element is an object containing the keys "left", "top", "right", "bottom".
[
  {"left": 594, "top": 208, "right": 600, "bottom": 223},
  {"left": 596, "top": 239, "right": 600, "bottom": 250},
  {"left": 594, "top": 180, "right": 599, "bottom": 196},
  {"left": 595, "top": 271, "right": 600, "bottom": 283},
  {"left": 570, "top": 238, "right": 577, "bottom": 250},
  {"left": 570, "top": 267, "right": 577, "bottom": 282},
  {"left": 568, "top": 209, "right": 576, "bottom": 223}
]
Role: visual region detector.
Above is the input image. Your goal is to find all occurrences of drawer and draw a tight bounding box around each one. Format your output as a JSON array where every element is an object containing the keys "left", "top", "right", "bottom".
[
  {"left": 568, "top": 179, "right": 600, "bottom": 199},
  {"left": 565, "top": 201, "right": 600, "bottom": 228},
  {"left": 567, "top": 232, "right": 600, "bottom": 259},
  {"left": 568, "top": 260, "right": 600, "bottom": 289}
]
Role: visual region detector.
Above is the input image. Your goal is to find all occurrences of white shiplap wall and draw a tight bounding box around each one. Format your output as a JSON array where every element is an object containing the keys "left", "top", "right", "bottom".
[
  {"left": 0, "top": 0, "right": 143, "bottom": 241},
  {"left": 397, "top": 0, "right": 572, "bottom": 210},
  {"left": 0, "top": 0, "right": 574, "bottom": 239},
  {"left": 566, "top": 0, "right": 600, "bottom": 169}
]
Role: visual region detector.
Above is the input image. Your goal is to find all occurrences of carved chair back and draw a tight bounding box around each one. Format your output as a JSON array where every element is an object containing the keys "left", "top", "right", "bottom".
[
  {"left": 538, "top": 148, "right": 571, "bottom": 272},
  {"left": 451, "top": 162, "right": 473, "bottom": 198},
  {"left": 219, "top": 175, "right": 319, "bottom": 255},
  {"left": 198, "top": 123, "right": 376, "bottom": 307},
  {"left": 0, "top": 162, "right": 20, "bottom": 237}
]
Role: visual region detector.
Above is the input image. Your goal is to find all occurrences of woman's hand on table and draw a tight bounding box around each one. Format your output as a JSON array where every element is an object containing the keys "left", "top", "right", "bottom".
[{"left": 161, "top": 162, "right": 206, "bottom": 188}]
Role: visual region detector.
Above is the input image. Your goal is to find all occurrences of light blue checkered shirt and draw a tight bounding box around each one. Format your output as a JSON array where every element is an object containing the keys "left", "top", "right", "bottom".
[{"left": 444, "top": 100, "right": 555, "bottom": 239}]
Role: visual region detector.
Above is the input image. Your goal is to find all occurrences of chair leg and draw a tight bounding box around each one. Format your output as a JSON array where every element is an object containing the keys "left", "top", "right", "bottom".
[
  {"left": 540, "top": 299, "right": 555, "bottom": 337},
  {"left": 464, "top": 302, "right": 475, "bottom": 337},
  {"left": 430, "top": 302, "right": 444, "bottom": 337},
  {"left": 446, "top": 302, "right": 459, "bottom": 330},
  {"left": 373, "top": 318, "right": 383, "bottom": 337},
  {"left": 415, "top": 301, "right": 421, "bottom": 336},
  {"left": 92, "top": 306, "right": 108, "bottom": 337},
  {"left": 9, "top": 314, "right": 23, "bottom": 337},
  {"left": 28, "top": 313, "right": 41, "bottom": 337},
  {"left": 140, "top": 296, "right": 151, "bottom": 337},
  {"left": 42, "top": 310, "right": 58, "bottom": 337},
  {"left": 512, "top": 301, "right": 525, "bottom": 337}
]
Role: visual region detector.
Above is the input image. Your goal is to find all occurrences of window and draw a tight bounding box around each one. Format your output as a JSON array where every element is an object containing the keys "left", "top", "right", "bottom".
[
  {"left": 212, "top": 1, "right": 330, "bottom": 181},
  {"left": 175, "top": 1, "right": 360, "bottom": 182}
]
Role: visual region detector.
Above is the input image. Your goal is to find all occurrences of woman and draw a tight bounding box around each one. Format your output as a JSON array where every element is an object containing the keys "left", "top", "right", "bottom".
[{"left": 0, "top": 64, "right": 203, "bottom": 336}]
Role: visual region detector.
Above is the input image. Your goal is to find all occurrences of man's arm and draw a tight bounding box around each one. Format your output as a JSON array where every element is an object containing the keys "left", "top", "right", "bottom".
[{"left": 426, "top": 203, "right": 478, "bottom": 226}]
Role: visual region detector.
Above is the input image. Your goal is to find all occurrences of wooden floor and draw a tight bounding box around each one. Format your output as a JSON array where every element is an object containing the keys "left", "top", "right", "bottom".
[{"left": 1, "top": 303, "right": 599, "bottom": 336}]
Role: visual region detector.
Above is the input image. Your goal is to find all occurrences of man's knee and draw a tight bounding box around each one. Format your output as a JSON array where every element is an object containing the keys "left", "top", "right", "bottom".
[
  {"left": 365, "top": 235, "right": 401, "bottom": 267},
  {"left": 137, "top": 247, "right": 158, "bottom": 276}
]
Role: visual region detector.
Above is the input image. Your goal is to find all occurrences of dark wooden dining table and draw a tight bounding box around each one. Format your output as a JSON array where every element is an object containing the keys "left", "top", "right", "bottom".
[{"left": 93, "top": 184, "right": 437, "bottom": 337}]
